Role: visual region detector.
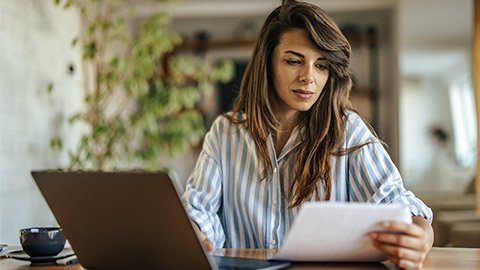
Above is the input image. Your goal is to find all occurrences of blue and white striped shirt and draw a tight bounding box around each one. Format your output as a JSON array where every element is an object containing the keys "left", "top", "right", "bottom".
[{"left": 182, "top": 111, "right": 433, "bottom": 249}]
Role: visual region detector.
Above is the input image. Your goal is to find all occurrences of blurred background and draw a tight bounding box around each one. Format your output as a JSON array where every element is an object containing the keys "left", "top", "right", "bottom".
[{"left": 0, "top": 0, "right": 477, "bottom": 247}]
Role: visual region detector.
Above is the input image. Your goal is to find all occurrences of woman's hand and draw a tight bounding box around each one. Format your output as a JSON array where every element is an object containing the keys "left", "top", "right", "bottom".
[
  {"left": 370, "top": 216, "right": 434, "bottom": 270},
  {"left": 197, "top": 230, "right": 214, "bottom": 251},
  {"left": 192, "top": 222, "right": 214, "bottom": 251}
]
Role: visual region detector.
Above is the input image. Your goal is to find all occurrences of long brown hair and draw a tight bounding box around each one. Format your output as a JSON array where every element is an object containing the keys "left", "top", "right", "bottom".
[{"left": 226, "top": 0, "right": 372, "bottom": 207}]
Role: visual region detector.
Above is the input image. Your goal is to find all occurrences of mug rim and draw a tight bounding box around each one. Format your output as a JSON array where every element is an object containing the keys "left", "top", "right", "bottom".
[{"left": 19, "top": 227, "right": 63, "bottom": 233}]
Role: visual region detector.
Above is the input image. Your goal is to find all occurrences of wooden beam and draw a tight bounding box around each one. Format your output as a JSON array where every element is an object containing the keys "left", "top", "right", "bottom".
[
  {"left": 176, "top": 39, "right": 256, "bottom": 51},
  {"left": 475, "top": 0, "right": 480, "bottom": 213}
]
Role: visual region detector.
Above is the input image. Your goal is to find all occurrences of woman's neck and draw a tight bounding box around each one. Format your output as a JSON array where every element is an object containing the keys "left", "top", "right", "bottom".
[{"left": 273, "top": 111, "right": 300, "bottom": 156}]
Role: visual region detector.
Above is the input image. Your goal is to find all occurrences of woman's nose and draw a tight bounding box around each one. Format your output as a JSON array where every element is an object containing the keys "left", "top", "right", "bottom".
[{"left": 299, "top": 66, "right": 314, "bottom": 84}]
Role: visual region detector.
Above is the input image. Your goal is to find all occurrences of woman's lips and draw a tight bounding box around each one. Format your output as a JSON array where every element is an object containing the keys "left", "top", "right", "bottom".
[{"left": 292, "top": 89, "right": 314, "bottom": 99}]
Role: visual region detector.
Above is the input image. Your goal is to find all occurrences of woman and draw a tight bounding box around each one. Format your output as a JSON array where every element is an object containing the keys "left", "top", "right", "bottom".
[{"left": 183, "top": 1, "right": 434, "bottom": 269}]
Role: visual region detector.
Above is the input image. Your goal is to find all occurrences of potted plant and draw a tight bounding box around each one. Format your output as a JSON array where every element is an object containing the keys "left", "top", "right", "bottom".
[{"left": 49, "top": 0, "right": 234, "bottom": 170}]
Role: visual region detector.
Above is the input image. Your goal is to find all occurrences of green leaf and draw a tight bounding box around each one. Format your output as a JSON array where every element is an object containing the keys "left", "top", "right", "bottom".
[
  {"left": 63, "top": 0, "right": 72, "bottom": 9},
  {"left": 47, "top": 82, "right": 54, "bottom": 94},
  {"left": 69, "top": 113, "right": 83, "bottom": 124},
  {"left": 71, "top": 37, "right": 78, "bottom": 48},
  {"left": 211, "top": 59, "right": 235, "bottom": 83},
  {"left": 50, "top": 137, "right": 63, "bottom": 150},
  {"left": 83, "top": 41, "right": 97, "bottom": 59}
]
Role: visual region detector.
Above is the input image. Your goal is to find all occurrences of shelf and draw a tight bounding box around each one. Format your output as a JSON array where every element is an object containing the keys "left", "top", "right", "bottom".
[
  {"left": 176, "top": 39, "right": 256, "bottom": 51},
  {"left": 350, "top": 86, "right": 378, "bottom": 98}
]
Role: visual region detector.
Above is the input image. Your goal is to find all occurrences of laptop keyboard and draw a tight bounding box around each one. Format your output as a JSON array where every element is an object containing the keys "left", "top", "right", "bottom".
[{"left": 213, "top": 255, "right": 290, "bottom": 270}]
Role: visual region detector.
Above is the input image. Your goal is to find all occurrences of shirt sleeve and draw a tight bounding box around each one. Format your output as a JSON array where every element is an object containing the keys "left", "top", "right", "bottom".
[
  {"left": 182, "top": 117, "right": 226, "bottom": 248},
  {"left": 346, "top": 113, "right": 433, "bottom": 223}
]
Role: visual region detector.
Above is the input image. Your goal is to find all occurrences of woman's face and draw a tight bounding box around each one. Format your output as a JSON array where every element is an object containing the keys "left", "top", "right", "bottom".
[{"left": 272, "top": 29, "right": 330, "bottom": 119}]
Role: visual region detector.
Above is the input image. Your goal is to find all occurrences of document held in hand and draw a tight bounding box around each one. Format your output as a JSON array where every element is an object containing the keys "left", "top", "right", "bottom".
[{"left": 272, "top": 202, "right": 412, "bottom": 262}]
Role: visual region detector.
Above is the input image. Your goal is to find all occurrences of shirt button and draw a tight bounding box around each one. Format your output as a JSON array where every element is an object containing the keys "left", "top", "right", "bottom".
[
  {"left": 273, "top": 168, "right": 277, "bottom": 173},
  {"left": 272, "top": 200, "right": 277, "bottom": 206},
  {"left": 270, "top": 239, "right": 276, "bottom": 245}
]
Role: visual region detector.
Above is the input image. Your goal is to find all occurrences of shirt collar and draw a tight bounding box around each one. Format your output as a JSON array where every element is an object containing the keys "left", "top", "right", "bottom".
[{"left": 268, "top": 125, "right": 302, "bottom": 161}]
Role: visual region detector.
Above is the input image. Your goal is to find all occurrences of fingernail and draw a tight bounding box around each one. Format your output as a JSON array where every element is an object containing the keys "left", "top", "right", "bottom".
[
  {"left": 383, "top": 221, "right": 390, "bottom": 228},
  {"left": 370, "top": 232, "right": 378, "bottom": 239}
]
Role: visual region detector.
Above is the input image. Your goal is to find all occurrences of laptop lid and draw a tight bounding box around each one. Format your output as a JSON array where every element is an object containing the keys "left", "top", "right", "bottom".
[{"left": 31, "top": 171, "right": 215, "bottom": 270}]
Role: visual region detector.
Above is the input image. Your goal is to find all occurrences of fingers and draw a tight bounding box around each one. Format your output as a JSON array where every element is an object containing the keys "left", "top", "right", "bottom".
[
  {"left": 203, "top": 238, "right": 214, "bottom": 251},
  {"left": 197, "top": 230, "right": 214, "bottom": 251},
  {"left": 191, "top": 222, "right": 214, "bottom": 251},
  {"left": 370, "top": 221, "right": 430, "bottom": 270},
  {"left": 372, "top": 237, "right": 426, "bottom": 262},
  {"left": 371, "top": 235, "right": 426, "bottom": 270},
  {"left": 382, "top": 221, "right": 424, "bottom": 239},
  {"left": 370, "top": 231, "right": 426, "bottom": 251},
  {"left": 385, "top": 255, "right": 424, "bottom": 270},
  {"left": 397, "top": 259, "right": 424, "bottom": 270},
  {"left": 372, "top": 221, "right": 429, "bottom": 252}
]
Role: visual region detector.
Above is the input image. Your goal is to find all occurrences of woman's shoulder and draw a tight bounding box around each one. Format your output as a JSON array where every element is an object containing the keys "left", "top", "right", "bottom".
[
  {"left": 344, "top": 110, "right": 377, "bottom": 146},
  {"left": 209, "top": 111, "right": 246, "bottom": 134},
  {"left": 344, "top": 110, "right": 363, "bottom": 125},
  {"left": 344, "top": 110, "right": 370, "bottom": 129}
]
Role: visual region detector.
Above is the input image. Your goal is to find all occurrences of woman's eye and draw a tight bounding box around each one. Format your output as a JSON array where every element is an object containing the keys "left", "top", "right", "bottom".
[
  {"left": 285, "top": 59, "right": 300, "bottom": 65},
  {"left": 316, "top": 64, "right": 328, "bottom": 70}
]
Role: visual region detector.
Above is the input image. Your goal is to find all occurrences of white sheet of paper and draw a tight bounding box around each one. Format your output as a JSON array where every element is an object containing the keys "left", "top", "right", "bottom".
[{"left": 272, "top": 202, "right": 412, "bottom": 262}]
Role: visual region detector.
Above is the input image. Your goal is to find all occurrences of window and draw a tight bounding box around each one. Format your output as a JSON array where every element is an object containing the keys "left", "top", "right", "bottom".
[{"left": 449, "top": 73, "right": 477, "bottom": 167}]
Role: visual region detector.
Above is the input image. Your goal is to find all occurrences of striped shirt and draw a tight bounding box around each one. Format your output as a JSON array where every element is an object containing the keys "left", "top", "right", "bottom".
[{"left": 182, "top": 111, "right": 433, "bottom": 249}]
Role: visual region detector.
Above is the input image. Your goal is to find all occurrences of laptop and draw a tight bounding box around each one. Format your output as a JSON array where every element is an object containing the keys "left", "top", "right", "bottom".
[{"left": 31, "top": 171, "right": 290, "bottom": 270}]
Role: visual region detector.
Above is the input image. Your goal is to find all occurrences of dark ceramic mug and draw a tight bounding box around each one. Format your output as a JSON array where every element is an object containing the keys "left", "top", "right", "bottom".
[{"left": 19, "top": 227, "right": 66, "bottom": 257}]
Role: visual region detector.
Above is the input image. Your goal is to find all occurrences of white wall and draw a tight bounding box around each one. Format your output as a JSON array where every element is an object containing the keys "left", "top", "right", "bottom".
[
  {"left": 0, "top": 1, "right": 83, "bottom": 245},
  {"left": 400, "top": 75, "right": 476, "bottom": 198},
  {"left": 397, "top": 0, "right": 475, "bottom": 199}
]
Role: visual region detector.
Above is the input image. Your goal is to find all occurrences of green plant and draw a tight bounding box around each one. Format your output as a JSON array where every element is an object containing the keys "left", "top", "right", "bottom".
[{"left": 50, "top": 0, "right": 234, "bottom": 170}]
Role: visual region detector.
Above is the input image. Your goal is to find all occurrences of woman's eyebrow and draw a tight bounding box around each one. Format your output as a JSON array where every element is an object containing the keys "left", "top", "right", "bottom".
[{"left": 284, "top": 50, "right": 327, "bottom": 61}]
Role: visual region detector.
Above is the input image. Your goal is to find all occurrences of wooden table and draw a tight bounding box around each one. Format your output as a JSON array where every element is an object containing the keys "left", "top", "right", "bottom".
[{"left": 1, "top": 247, "right": 479, "bottom": 269}]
